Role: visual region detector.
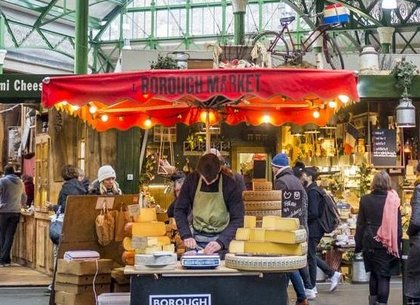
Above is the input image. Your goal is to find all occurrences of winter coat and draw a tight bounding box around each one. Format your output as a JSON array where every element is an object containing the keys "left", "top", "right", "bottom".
[
  {"left": 273, "top": 167, "right": 308, "bottom": 231},
  {"left": 88, "top": 179, "right": 122, "bottom": 196},
  {"left": 405, "top": 183, "right": 420, "bottom": 298},
  {"left": 174, "top": 171, "right": 244, "bottom": 250},
  {"left": 306, "top": 182, "right": 325, "bottom": 239},
  {"left": 54, "top": 178, "right": 87, "bottom": 213},
  {"left": 0, "top": 174, "right": 26, "bottom": 213}
]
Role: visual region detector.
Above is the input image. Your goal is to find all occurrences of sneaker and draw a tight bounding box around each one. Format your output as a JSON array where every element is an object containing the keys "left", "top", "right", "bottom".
[
  {"left": 329, "top": 271, "right": 342, "bottom": 292},
  {"left": 0, "top": 263, "right": 11, "bottom": 267},
  {"left": 305, "top": 288, "right": 316, "bottom": 300},
  {"left": 313, "top": 286, "right": 318, "bottom": 294}
]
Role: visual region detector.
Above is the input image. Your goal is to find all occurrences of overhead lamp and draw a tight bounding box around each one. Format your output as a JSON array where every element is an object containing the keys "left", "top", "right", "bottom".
[
  {"left": 328, "top": 100, "right": 337, "bottom": 108},
  {"left": 396, "top": 97, "right": 416, "bottom": 128},
  {"left": 100, "top": 114, "right": 109, "bottom": 122},
  {"left": 262, "top": 114, "right": 271, "bottom": 124},
  {"left": 70, "top": 105, "right": 80, "bottom": 112},
  {"left": 144, "top": 118, "right": 152, "bottom": 128},
  {"left": 313, "top": 109, "right": 320, "bottom": 119},
  {"left": 338, "top": 95, "right": 350, "bottom": 104},
  {"left": 89, "top": 104, "right": 98, "bottom": 114},
  {"left": 382, "top": 0, "right": 397, "bottom": 9}
]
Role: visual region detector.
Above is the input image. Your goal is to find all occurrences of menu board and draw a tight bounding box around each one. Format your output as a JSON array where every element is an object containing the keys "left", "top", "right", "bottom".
[
  {"left": 281, "top": 190, "right": 303, "bottom": 219},
  {"left": 371, "top": 129, "right": 397, "bottom": 167}
]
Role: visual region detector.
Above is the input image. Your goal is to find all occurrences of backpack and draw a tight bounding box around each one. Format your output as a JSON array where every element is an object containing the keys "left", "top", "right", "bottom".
[{"left": 315, "top": 188, "right": 340, "bottom": 233}]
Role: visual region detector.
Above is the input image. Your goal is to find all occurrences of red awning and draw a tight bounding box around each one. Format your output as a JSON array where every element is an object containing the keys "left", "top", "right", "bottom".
[{"left": 42, "top": 68, "right": 359, "bottom": 131}]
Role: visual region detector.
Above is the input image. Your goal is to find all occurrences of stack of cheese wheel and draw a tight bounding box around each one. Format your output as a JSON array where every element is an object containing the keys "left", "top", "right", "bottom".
[
  {"left": 225, "top": 215, "right": 307, "bottom": 271},
  {"left": 122, "top": 207, "right": 175, "bottom": 266},
  {"left": 243, "top": 180, "right": 282, "bottom": 220}
]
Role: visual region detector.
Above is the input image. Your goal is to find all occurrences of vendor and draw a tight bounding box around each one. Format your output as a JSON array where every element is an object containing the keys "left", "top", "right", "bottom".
[{"left": 174, "top": 153, "right": 244, "bottom": 257}]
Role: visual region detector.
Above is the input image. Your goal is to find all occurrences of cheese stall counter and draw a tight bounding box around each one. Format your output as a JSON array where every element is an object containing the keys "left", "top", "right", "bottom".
[{"left": 124, "top": 263, "right": 289, "bottom": 305}]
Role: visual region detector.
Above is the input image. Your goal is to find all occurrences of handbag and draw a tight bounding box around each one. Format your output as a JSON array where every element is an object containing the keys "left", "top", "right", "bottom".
[{"left": 49, "top": 207, "right": 64, "bottom": 245}]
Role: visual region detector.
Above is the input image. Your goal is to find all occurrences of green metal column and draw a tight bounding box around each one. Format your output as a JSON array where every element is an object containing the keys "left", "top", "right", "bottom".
[
  {"left": 75, "top": 0, "right": 89, "bottom": 74},
  {"left": 232, "top": 0, "right": 247, "bottom": 45},
  {"left": 0, "top": 13, "right": 6, "bottom": 74}
]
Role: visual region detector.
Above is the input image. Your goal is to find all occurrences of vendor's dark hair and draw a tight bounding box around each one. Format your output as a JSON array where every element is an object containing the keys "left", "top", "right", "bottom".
[
  {"left": 371, "top": 171, "right": 392, "bottom": 191},
  {"left": 304, "top": 167, "right": 319, "bottom": 181},
  {"left": 61, "top": 164, "right": 79, "bottom": 181},
  {"left": 197, "top": 153, "right": 221, "bottom": 182},
  {"left": 4, "top": 165, "right": 15, "bottom": 175}
]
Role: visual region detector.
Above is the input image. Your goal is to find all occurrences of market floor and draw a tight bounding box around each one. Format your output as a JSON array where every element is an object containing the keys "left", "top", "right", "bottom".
[{"left": 0, "top": 281, "right": 403, "bottom": 305}]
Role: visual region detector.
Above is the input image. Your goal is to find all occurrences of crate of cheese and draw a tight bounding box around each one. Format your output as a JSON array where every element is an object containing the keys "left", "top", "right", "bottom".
[
  {"left": 122, "top": 207, "right": 176, "bottom": 270},
  {"left": 225, "top": 215, "right": 307, "bottom": 271}
]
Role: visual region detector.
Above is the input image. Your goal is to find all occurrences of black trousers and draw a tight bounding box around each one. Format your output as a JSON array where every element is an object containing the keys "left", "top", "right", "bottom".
[
  {"left": 0, "top": 213, "right": 20, "bottom": 264},
  {"left": 308, "top": 237, "right": 334, "bottom": 287}
]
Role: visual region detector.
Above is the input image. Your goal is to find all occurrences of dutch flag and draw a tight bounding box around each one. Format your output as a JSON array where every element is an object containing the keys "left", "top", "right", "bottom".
[{"left": 344, "top": 123, "right": 359, "bottom": 155}]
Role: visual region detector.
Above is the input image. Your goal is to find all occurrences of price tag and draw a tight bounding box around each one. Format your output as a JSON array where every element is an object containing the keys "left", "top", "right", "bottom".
[
  {"left": 127, "top": 204, "right": 140, "bottom": 218},
  {"left": 95, "top": 197, "right": 115, "bottom": 210}
]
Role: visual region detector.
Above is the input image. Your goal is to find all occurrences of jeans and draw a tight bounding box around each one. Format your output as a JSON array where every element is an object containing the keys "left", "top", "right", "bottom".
[
  {"left": 289, "top": 271, "right": 306, "bottom": 302},
  {"left": 308, "top": 237, "right": 334, "bottom": 287},
  {"left": 299, "top": 266, "right": 313, "bottom": 289},
  {"left": 0, "top": 213, "right": 20, "bottom": 264}
]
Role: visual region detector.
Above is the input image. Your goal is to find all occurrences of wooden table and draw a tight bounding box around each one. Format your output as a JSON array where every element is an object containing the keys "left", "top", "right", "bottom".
[{"left": 125, "top": 262, "right": 289, "bottom": 305}]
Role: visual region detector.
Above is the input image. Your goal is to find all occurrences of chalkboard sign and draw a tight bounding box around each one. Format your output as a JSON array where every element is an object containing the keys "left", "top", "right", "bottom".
[
  {"left": 371, "top": 129, "right": 397, "bottom": 167},
  {"left": 281, "top": 190, "right": 303, "bottom": 219}
]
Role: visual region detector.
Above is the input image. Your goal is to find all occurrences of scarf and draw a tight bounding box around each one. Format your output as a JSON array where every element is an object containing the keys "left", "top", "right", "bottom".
[{"left": 374, "top": 189, "right": 400, "bottom": 258}]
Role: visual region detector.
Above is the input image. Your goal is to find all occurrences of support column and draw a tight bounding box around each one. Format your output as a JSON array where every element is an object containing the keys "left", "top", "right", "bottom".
[
  {"left": 0, "top": 14, "right": 6, "bottom": 74},
  {"left": 377, "top": 26, "right": 395, "bottom": 54},
  {"left": 232, "top": 0, "right": 247, "bottom": 45},
  {"left": 75, "top": 0, "right": 89, "bottom": 74}
]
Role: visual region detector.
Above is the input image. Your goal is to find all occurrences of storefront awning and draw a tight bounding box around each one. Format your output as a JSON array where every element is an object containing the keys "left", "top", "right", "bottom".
[{"left": 41, "top": 68, "right": 359, "bottom": 131}]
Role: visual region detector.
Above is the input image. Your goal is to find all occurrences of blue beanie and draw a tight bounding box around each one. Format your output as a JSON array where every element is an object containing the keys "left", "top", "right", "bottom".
[{"left": 271, "top": 153, "right": 289, "bottom": 168}]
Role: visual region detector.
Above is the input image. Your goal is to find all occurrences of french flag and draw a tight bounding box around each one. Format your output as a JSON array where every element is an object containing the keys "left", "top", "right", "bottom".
[{"left": 344, "top": 123, "right": 358, "bottom": 155}]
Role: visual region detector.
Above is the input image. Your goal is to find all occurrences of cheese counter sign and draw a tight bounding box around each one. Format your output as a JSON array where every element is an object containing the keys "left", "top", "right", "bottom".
[
  {"left": 0, "top": 74, "right": 50, "bottom": 103},
  {"left": 150, "top": 294, "right": 211, "bottom": 305}
]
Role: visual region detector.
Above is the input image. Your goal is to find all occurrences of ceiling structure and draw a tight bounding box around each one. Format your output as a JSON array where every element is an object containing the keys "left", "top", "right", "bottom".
[{"left": 0, "top": 0, "right": 419, "bottom": 73}]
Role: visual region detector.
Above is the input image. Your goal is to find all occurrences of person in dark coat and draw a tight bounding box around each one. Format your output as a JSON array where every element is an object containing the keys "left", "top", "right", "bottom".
[
  {"left": 49, "top": 165, "right": 88, "bottom": 214},
  {"left": 272, "top": 152, "right": 312, "bottom": 304},
  {"left": 303, "top": 167, "right": 341, "bottom": 293},
  {"left": 355, "top": 171, "right": 401, "bottom": 305},
  {"left": 405, "top": 163, "right": 420, "bottom": 304},
  {"left": 174, "top": 153, "right": 244, "bottom": 258}
]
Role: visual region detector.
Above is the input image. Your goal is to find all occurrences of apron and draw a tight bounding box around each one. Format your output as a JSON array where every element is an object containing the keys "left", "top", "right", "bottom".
[{"left": 192, "top": 176, "right": 229, "bottom": 247}]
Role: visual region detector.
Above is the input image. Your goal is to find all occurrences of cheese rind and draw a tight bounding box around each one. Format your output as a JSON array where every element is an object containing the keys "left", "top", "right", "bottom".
[
  {"left": 135, "top": 245, "right": 162, "bottom": 254},
  {"left": 243, "top": 215, "right": 257, "bottom": 228},
  {"left": 137, "top": 208, "right": 157, "bottom": 222},
  {"left": 132, "top": 222, "right": 166, "bottom": 237},
  {"left": 235, "top": 228, "right": 251, "bottom": 241},
  {"left": 244, "top": 241, "right": 307, "bottom": 256},
  {"left": 265, "top": 229, "right": 307, "bottom": 244},
  {"left": 261, "top": 216, "right": 300, "bottom": 231}
]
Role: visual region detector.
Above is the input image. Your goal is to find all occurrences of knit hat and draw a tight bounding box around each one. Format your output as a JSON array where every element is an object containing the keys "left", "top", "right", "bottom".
[
  {"left": 97, "top": 165, "right": 116, "bottom": 182},
  {"left": 271, "top": 153, "right": 289, "bottom": 168}
]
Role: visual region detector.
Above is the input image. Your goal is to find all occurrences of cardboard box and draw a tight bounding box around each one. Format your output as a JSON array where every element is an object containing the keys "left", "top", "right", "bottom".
[
  {"left": 55, "top": 290, "right": 102, "bottom": 305},
  {"left": 57, "top": 259, "right": 113, "bottom": 275},
  {"left": 55, "top": 282, "right": 111, "bottom": 294},
  {"left": 56, "top": 273, "right": 111, "bottom": 285}
]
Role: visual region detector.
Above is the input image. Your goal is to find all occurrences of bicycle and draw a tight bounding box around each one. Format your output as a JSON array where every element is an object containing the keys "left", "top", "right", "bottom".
[{"left": 252, "top": 15, "right": 345, "bottom": 69}]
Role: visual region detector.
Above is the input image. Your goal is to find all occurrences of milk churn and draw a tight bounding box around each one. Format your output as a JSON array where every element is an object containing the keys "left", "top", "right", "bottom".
[{"left": 359, "top": 46, "right": 379, "bottom": 72}]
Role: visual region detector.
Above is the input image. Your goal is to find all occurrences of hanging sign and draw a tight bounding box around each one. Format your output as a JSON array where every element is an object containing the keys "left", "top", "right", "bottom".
[
  {"left": 371, "top": 129, "right": 397, "bottom": 167},
  {"left": 281, "top": 190, "right": 303, "bottom": 219},
  {"left": 0, "top": 74, "right": 51, "bottom": 102}
]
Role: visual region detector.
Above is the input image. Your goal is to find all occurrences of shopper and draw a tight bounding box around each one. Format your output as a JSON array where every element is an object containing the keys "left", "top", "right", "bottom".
[
  {"left": 405, "top": 163, "right": 420, "bottom": 304},
  {"left": 302, "top": 167, "right": 342, "bottom": 293},
  {"left": 174, "top": 153, "right": 244, "bottom": 258},
  {"left": 355, "top": 171, "right": 401, "bottom": 305},
  {"left": 89, "top": 165, "right": 122, "bottom": 195},
  {"left": 48, "top": 165, "right": 87, "bottom": 214},
  {"left": 166, "top": 171, "right": 186, "bottom": 218},
  {"left": 271, "top": 153, "right": 312, "bottom": 304},
  {"left": 0, "top": 165, "right": 27, "bottom": 267}
]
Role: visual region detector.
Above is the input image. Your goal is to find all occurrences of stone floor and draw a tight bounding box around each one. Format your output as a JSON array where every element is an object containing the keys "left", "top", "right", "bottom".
[{"left": 0, "top": 265, "right": 404, "bottom": 305}]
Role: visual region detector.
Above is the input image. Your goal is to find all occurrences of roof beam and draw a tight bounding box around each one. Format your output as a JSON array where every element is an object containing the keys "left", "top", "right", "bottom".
[{"left": 33, "top": 0, "right": 59, "bottom": 29}]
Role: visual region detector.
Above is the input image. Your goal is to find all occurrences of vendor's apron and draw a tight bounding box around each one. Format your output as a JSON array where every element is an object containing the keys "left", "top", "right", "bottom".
[{"left": 192, "top": 176, "right": 229, "bottom": 249}]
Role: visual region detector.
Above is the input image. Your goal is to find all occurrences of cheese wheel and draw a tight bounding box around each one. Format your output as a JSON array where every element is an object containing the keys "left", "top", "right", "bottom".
[
  {"left": 122, "top": 237, "right": 134, "bottom": 251},
  {"left": 122, "top": 251, "right": 135, "bottom": 266},
  {"left": 124, "top": 222, "right": 134, "bottom": 237},
  {"left": 245, "top": 210, "right": 281, "bottom": 218},
  {"left": 261, "top": 216, "right": 300, "bottom": 231},
  {"left": 265, "top": 229, "right": 307, "bottom": 244},
  {"left": 252, "top": 181, "right": 273, "bottom": 191},
  {"left": 225, "top": 253, "right": 307, "bottom": 271},
  {"left": 243, "top": 190, "right": 282, "bottom": 201},
  {"left": 132, "top": 222, "right": 166, "bottom": 237},
  {"left": 244, "top": 200, "right": 282, "bottom": 211},
  {"left": 137, "top": 208, "right": 157, "bottom": 222}
]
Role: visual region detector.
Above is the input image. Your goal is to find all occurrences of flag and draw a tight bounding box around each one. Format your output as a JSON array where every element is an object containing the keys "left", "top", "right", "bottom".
[{"left": 344, "top": 123, "right": 358, "bottom": 155}]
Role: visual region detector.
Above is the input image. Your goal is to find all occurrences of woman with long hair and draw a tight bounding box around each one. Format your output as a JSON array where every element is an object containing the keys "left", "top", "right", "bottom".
[{"left": 355, "top": 171, "right": 401, "bottom": 305}]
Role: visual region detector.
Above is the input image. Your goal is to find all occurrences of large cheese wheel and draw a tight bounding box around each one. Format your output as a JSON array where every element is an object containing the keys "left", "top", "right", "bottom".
[
  {"left": 252, "top": 181, "right": 273, "bottom": 191},
  {"left": 244, "top": 200, "right": 282, "bottom": 211},
  {"left": 245, "top": 210, "right": 281, "bottom": 218},
  {"left": 225, "top": 253, "right": 307, "bottom": 271},
  {"left": 124, "top": 222, "right": 134, "bottom": 237},
  {"left": 122, "top": 237, "right": 134, "bottom": 251},
  {"left": 243, "top": 190, "right": 282, "bottom": 201},
  {"left": 132, "top": 222, "right": 166, "bottom": 237},
  {"left": 137, "top": 208, "right": 157, "bottom": 222},
  {"left": 122, "top": 251, "right": 135, "bottom": 266}
]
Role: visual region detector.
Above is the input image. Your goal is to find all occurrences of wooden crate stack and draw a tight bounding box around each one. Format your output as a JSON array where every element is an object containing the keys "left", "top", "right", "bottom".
[
  {"left": 55, "top": 259, "right": 113, "bottom": 305},
  {"left": 243, "top": 179, "right": 282, "bottom": 223}
]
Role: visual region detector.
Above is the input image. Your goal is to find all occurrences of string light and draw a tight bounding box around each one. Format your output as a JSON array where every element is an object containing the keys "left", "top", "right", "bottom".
[
  {"left": 100, "top": 114, "right": 109, "bottom": 122},
  {"left": 328, "top": 101, "right": 337, "bottom": 108},
  {"left": 89, "top": 104, "right": 98, "bottom": 114},
  {"left": 313, "top": 109, "right": 320, "bottom": 119},
  {"left": 70, "top": 105, "right": 80, "bottom": 111},
  {"left": 262, "top": 114, "right": 271, "bottom": 123},
  {"left": 144, "top": 118, "right": 152, "bottom": 128},
  {"left": 338, "top": 95, "right": 350, "bottom": 104}
]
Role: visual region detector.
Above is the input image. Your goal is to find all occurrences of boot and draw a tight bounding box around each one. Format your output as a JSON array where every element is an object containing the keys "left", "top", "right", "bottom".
[{"left": 368, "top": 296, "right": 377, "bottom": 305}]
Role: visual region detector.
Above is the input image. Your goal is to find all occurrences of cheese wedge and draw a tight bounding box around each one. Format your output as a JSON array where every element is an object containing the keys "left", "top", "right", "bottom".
[
  {"left": 244, "top": 241, "right": 307, "bottom": 256},
  {"left": 156, "top": 236, "right": 171, "bottom": 246},
  {"left": 131, "top": 237, "right": 158, "bottom": 249},
  {"left": 265, "top": 229, "right": 307, "bottom": 244},
  {"left": 249, "top": 228, "right": 266, "bottom": 242},
  {"left": 235, "top": 228, "right": 251, "bottom": 241},
  {"left": 135, "top": 245, "right": 163, "bottom": 254},
  {"left": 137, "top": 208, "right": 157, "bottom": 222},
  {"left": 162, "top": 244, "right": 175, "bottom": 252},
  {"left": 132, "top": 222, "right": 166, "bottom": 237},
  {"left": 243, "top": 215, "right": 257, "bottom": 228},
  {"left": 261, "top": 216, "right": 300, "bottom": 231},
  {"left": 229, "top": 240, "right": 245, "bottom": 253}
]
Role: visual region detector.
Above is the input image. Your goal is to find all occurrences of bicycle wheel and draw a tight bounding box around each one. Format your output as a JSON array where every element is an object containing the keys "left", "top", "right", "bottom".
[
  {"left": 322, "top": 34, "right": 344, "bottom": 70},
  {"left": 252, "top": 31, "right": 290, "bottom": 68}
]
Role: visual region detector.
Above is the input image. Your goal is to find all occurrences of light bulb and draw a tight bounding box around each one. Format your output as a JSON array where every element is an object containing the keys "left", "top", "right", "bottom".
[
  {"left": 101, "top": 114, "right": 109, "bottom": 122},
  {"left": 382, "top": 0, "right": 397, "bottom": 9},
  {"left": 338, "top": 95, "right": 350, "bottom": 104},
  {"left": 144, "top": 118, "right": 152, "bottom": 128},
  {"left": 328, "top": 101, "right": 337, "bottom": 108},
  {"left": 313, "top": 110, "right": 320, "bottom": 119},
  {"left": 89, "top": 104, "right": 97, "bottom": 114},
  {"left": 70, "top": 105, "right": 80, "bottom": 111},
  {"left": 262, "top": 114, "right": 271, "bottom": 123}
]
